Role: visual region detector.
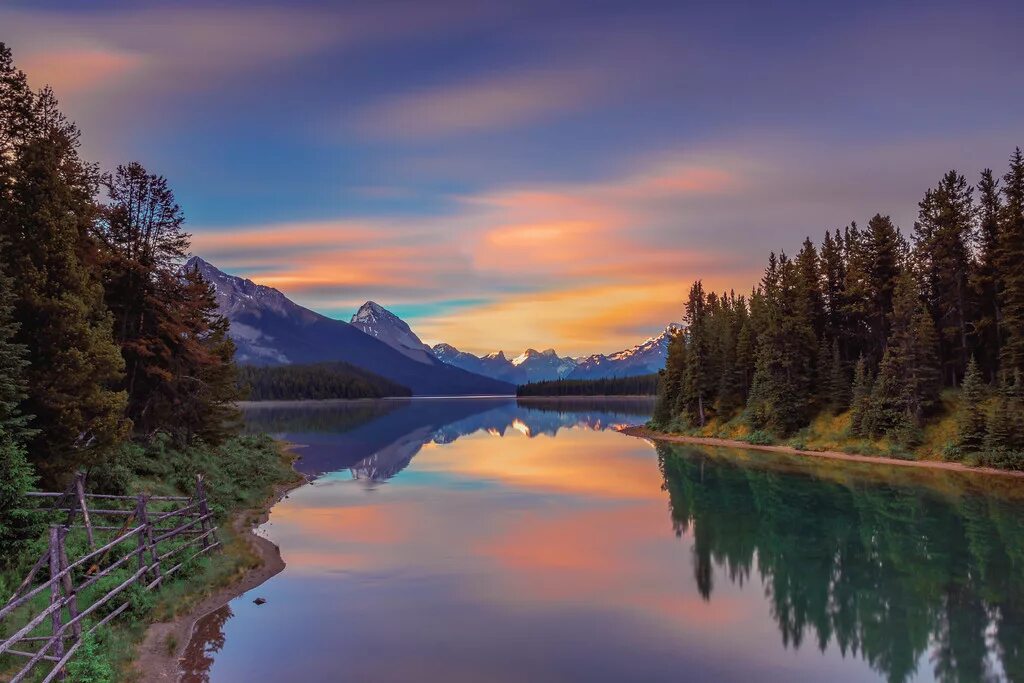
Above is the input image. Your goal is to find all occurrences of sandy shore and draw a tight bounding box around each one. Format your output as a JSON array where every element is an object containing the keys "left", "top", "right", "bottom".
[
  {"left": 133, "top": 461, "right": 308, "bottom": 681},
  {"left": 620, "top": 425, "right": 1024, "bottom": 479}
]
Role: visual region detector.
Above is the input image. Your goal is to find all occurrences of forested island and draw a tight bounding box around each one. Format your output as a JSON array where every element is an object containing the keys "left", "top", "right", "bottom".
[
  {"left": 653, "top": 151, "right": 1024, "bottom": 469},
  {"left": 517, "top": 374, "right": 658, "bottom": 397}
]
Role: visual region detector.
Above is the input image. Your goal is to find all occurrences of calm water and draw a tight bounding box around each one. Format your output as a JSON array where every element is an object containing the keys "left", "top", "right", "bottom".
[{"left": 183, "top": 398, "right": 1024, "bottom": 683}]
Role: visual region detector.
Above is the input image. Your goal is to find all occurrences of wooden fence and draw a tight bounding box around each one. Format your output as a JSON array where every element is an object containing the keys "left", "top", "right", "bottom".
[{"left": 0, "top": 473, "right": 219, "bottom": 682}]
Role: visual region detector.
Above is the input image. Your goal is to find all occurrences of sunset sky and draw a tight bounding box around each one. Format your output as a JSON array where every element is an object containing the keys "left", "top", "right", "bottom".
[{"left": 5, "top": 0, "right": 1023, "bottom": 356}]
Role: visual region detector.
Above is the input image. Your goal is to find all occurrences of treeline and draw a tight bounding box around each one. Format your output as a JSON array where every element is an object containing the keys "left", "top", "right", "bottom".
[
  {"left": 240, "top": 362, "right": 412, "bottom": 401},
  {"left": 654, "top": 148, "right": 1024, "bottom": 469},
  {"left": 0, "top": 41, "right": 242, "bottom": 552},
  {"left": 517, "top": 374, "right": 659, "bottom": 396}
]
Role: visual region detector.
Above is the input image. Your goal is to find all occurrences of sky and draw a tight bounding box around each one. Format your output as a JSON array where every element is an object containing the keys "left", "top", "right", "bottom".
[{"left": 4, "top": 0, "right": 1023, "bottom": 356}]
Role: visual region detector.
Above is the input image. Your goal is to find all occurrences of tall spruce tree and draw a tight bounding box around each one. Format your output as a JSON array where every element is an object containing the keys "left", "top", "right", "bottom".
[
  {"left": 849, "top": 355, "right": 872, "bottom": 437},
  {"left": 0, "top": 239, "right": 29, "bottom": 439},
  {"left": 0, "top": 72, "right": 128, "bottom": 480},
  {"left": 681, "top": 281, "right": 712, "bottom": 426},
  {"left": 915, "top": 171, "right": 976, "bottom": 386},
  {"left": 998, "top": 149, "right": 1024, "bottom": 378},
  {"left": 863, "top": 214, "right": 904, "bottom": 363},
  {"left": 973, "top": 169, "right": 1002, "bottom": 380},
  {"left": 956, "top": 356, "right": 988, "bottom": 454}
]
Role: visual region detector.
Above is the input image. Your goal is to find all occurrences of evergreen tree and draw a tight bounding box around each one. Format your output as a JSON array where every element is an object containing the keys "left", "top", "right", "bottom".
[
  {"left": 653, "top": 325, "right": 687, "bottom": 427},
  {"left": 0, "top": 74, "right": 128, "bottom": 481},
  {"left": 0, "top": 239, "right": 29, "bottom": 439},
  {"left": 956, "top": 356, "right": 988, "bottom": 453},
  {"left": 863, "top": 214, "right": 904, "bottom": 363},
  {"left": 998, "top": 149, "right": 1024, "bottom": 377},
  {"left": 849, "top": 356, "right": 872, "bottom": 437},
  {"left": 915, "top": 171, "right": 976, "bottom": 385},
  {"left": 984, "top": 373, "right": 1023, "bottom": 455},
  {"left": 972, "top": 169, "right": 1002, "bottom": 379},
  {"left": 681, "top": 281, "right": 713, "bottom": 426},
  {"left": 0, "top": 433, "right": 38, "bottom": 565},
  {"left": 827, "top": 337, "right": 849, "bottom": 412}
]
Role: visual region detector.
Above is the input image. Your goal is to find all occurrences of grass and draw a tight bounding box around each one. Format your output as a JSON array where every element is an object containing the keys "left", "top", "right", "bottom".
[
  {"left": 0, "top": 434, "right": 301, "bottom": 682},
  {"left": 647, "top": 390, "right": 979, "bottom": 465}
]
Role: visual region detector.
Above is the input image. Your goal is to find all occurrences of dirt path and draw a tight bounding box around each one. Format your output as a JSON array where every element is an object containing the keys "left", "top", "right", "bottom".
[
  {"left": 619, "top": 425, "right": 1024, "bottom": 479},
  {"left": 133, "top": 473, "right": 308, "bottom": 681}
]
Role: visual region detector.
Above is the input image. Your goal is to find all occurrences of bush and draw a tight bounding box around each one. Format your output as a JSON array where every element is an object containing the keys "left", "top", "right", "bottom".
[
  {"left": 745, "top": 430, "right": 775, "bottom": 446},
  {"left": 66, "top": 633, "right": 115, "bottom": 683}
]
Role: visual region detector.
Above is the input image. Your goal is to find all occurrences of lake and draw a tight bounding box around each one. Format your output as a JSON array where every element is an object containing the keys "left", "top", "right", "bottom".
[{"left": 182, "top": 397, "right": 1024, "bottom": 682}]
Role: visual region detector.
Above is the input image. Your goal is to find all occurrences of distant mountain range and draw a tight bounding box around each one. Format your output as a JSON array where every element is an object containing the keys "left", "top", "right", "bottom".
[
  {"left": 431, "top": 326, "right": 680, "bottom": 384},
  {"left": 188, "top": 257, "right": 513, "bottom": 396},
  {"left": 190, "top": 255, "right": 678, "bottom": 391}
]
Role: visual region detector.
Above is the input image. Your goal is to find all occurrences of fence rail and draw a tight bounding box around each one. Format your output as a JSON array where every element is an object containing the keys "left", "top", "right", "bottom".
[{"left": 0, "top": 473, "right": 219, "bottom": 682}]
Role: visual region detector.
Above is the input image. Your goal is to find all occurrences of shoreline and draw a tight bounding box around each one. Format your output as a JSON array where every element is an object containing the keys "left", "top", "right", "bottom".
[
  {"left": 133, "top": 447, "right": 308, "bottom": 681},
  {"left": 620, "top": 425, "right": 1024, "bottom": 479}
]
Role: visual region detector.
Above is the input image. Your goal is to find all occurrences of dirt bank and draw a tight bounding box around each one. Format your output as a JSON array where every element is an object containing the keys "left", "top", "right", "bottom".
[
  {"left": 620, "top": 425, "right": 1024, "bottom": 479},
  {"left": 133, "top": 467, "right": 307, "bottom": 681}
]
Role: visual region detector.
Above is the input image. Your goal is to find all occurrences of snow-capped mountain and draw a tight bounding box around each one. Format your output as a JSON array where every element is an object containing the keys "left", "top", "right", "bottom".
[
  {"left": 429, "top": 325, "right": 681, "bottom": 385},
  {"left": 511, "top": 348, "right": 578, "bottom": 383},
  {"left": 185, "top": 256, "right": 513, "bottom": 396},
  {"left": 568, "top": 324, "right": 681, "bottom": 380},
  {"left": 432, "top": 345, "right": 522, "bottom": 383},
  {"left": 350, "top": 301, "right": 435, "bottom": 365}
]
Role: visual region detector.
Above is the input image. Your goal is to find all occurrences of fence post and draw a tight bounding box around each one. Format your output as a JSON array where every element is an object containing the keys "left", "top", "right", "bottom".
[
  {"left": 137, "top": 493, "right": 162, "bottom": 587},
  {"left": 57, "top": 526, "right": 80, "bottom": 643},
  {"left": 48, "top": 525, "right": 66, "bottom": 680},
  {"left": 74, "top": 472, "right": 95, "bottom": 550},
  {"left": 195, "top": 474, "right": 212, "bottom": 550},
  {"left": 134, "top": 495, "right": 149, "bottom": 586}
]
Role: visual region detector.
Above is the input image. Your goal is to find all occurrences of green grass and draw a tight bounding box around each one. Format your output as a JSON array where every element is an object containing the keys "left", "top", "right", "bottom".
[{"left": 0, "top": 434, "right": 301, "bottom": 682}]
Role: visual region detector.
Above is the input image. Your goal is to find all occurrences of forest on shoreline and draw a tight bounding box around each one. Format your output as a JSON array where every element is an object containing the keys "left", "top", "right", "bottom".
[
  {"left": 654, "top": 148, "right": 1024, "bottom": 469},
  {"left": 517, "top": 374, "right": 658, "bottom": 397}
]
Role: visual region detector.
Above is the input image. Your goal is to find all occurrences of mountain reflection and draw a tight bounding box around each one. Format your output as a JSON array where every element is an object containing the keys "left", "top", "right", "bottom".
[
  {"left": 656, "top": 442, "right": 1024, "bottom": 683},
  {"left": 242, "top": 397, "right": 654, "bottom": 480}
]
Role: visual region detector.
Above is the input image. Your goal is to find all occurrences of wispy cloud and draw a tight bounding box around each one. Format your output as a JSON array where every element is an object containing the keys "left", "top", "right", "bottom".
[{"left": 353, "top": 67, "right": 606, "bottom": 139}]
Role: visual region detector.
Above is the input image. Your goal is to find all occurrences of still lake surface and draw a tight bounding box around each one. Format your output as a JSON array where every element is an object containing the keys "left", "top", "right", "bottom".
[{"left": 183, "top": 398, "right": 1024, "bottom": 682}]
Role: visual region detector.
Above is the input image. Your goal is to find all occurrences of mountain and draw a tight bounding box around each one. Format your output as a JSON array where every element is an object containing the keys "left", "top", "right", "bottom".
[
  {"left": 431, "top": 345, "right": 576, "bottom": 384},
  {"left": 430, "top": 326, "right": 680, "bottom": 385},
  {"left": 188, "top": 257, "right": 514, "bottom": 396},
  {"left": 432, "top": 345, "right": 523, "bottom": 383},
  {"left": 568, "top": 324, "right": 681, "bottom": 380},
  {"left": 511, "top": 348, "right": 577, "bottom": 383},
  {"left": 349, "top": 301, "right": 435, "bottom": 364}
]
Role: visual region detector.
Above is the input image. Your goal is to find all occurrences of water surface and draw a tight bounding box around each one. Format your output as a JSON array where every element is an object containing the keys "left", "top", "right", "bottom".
[{"left": 184, "top": 398, "right": 1024, "bottom": 682}]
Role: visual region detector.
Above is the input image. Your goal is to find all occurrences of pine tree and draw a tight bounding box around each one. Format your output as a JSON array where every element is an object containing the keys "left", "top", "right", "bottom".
[
  {"left": 956, "top": 356, "right": 988, "bottom": 453},
  {"left": 998, "top": 148, "right": 1024, "bottom": 378},
  {"left": 0, "top": 433, "right": 38, "bottom": 565},
  {"left": 0, "top": 239, "right": 30, "bottom": 439},
  {"left": 828, "top": 337, "right": 849, "bottom": 412},
  {"left": 972, "top": 169, "right": 1002, "bottom": 379},
  {"left": 915, "top": 171, "right": 976, "bottom": 385},
  {"left": 682, "top": 281, "right": 712, "bottom": 426},
  {"left": 0, "top": 59, "right": 128, "bottom": 481},
  {"left": 653, "top": 326, "right": 687, "bottom": 427},
  {"left": 985, "top": 373, "right": 1023, "bottom": 454},
  {"left": 863, "top": 214, "right": 905, "bottom": 363},
  {"left": 849, "top": 356, "right": 872, "bottom": 437}
]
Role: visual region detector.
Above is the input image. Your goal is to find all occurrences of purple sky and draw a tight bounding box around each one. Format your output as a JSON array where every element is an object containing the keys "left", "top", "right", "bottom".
[{"left": 5, "top": 0, "right": 1023, "bottom": 355}]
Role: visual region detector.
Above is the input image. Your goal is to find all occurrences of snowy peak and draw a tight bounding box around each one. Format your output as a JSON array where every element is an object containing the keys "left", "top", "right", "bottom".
[
  {"left": 568, "top": 324, "right": 681, "bottom": 380},
  {"left": 350, "top": 301, "right": 436, "bottom": 365}
]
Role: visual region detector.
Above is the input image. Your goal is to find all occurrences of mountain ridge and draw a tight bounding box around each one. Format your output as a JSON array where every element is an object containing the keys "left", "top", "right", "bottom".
[{"left": 187, "top": 257, "right": 514, "bottom": 396}]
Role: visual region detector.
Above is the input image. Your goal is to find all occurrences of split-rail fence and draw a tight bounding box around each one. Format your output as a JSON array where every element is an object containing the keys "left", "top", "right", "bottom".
[{"left": 0, "top": 473, "right": 219, "bottom": 681}]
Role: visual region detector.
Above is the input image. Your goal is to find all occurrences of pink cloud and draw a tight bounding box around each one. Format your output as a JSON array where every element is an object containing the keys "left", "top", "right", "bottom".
[{"left": 353, "top": 68, "right": 606, "bottom": 139}]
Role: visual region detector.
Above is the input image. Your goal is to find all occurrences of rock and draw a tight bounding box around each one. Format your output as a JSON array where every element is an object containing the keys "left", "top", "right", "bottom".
[{"left": 253, "top": 597, "right": 266, "bottom": 605}]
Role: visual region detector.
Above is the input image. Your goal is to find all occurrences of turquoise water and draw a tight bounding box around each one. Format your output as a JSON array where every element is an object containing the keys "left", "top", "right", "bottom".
[{"left": 182, "top": 398, "right": 1024, "bottom": 682}]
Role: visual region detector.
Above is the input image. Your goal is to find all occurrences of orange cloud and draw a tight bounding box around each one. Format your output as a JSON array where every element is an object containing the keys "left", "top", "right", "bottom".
[
  {"left": 19, "top": 47, "right": 144, "bottom": 95},
  {"left": 187, "top": 154, "right": 758, "bottom": 354}
]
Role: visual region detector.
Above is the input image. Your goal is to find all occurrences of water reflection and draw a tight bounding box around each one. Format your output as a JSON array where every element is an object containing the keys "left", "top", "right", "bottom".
[
  {"left": 658, "top": 442, "right": 1024, "bottom": 683},
  {"left": 185, "top": 398, "right": 1024, "bottom": 683},
  {"left": 242, "top": 397, "right": 654, "bottom": 479},
  {"left": 180, "top": 605, "right": 233, "bottom": 683}
]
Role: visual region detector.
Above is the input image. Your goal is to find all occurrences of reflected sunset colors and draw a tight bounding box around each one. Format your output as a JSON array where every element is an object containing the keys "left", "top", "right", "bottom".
[{"left": 185, "top": 399, "right": 1024, "bottom": 683}]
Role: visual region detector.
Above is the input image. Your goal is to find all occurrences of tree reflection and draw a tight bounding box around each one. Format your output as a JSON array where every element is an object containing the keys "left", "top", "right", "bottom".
[
  {"left": 657, "top": 443, "right": 1024, "bottom": 683},
  {"left": 180, "top": 605, "right": 234, "bottom": 683}
]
